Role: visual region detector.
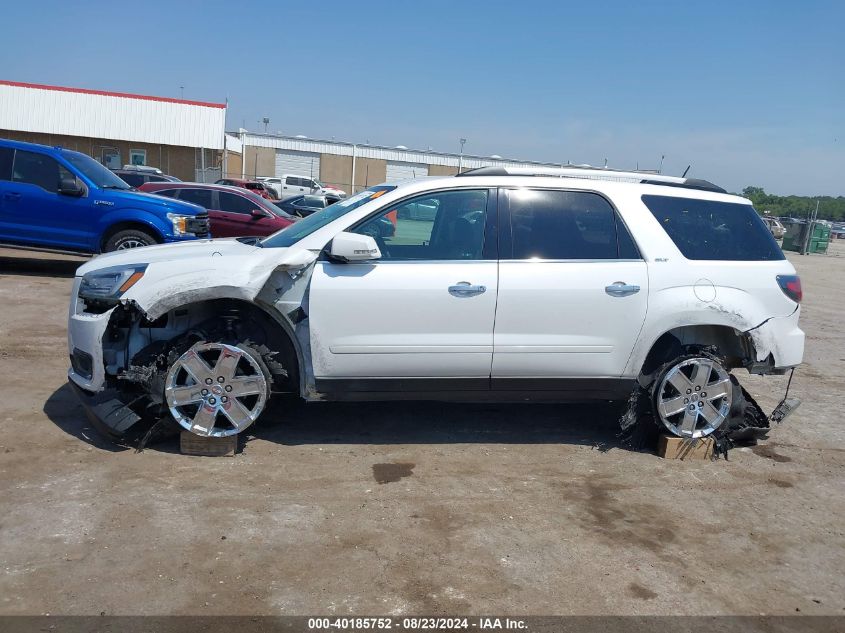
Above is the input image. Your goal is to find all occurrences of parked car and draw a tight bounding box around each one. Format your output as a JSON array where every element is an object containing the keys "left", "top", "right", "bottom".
[
  {"left": 255, "top": 177, "right": 283, "bottom": 198},
  {"left": 215, "top": 178, "right": 275, "bottom": 200},
  {"left": 112, "top": 166, "right": 181, "bottom": 188},
  {"left": 274, "top": 194, "right": 332, "bottom": 218},
  {"left": 139, "top": 182, "right": 297, "bottom": 238},
  {"left": 278, "top": 174, "right": 322, "bottom": 200},
  {"left": 762, "top": 216, "right": 785, "bottom": 239},
  {"left": 0, "top": 138, "right": 208, "bottom": 253},
  {"left": 68, "top": 166, "right": 804, "bottom": 448},
  {"left": 321, "top": 183, "right": 347, "bottom": 198}
]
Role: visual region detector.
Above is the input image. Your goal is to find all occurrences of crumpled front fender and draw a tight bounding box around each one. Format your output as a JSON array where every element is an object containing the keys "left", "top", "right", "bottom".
[{"left": 120, "top": 248, "right": 317, "bottom": 321}]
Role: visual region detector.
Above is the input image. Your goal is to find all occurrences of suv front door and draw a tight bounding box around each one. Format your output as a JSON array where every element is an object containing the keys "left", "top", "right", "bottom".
[
  {"left": 492, "top": 188, "right": 648, "bottom": 387},
  {"left": 308, "top": 188, "right": 498, "bottom": 391}
]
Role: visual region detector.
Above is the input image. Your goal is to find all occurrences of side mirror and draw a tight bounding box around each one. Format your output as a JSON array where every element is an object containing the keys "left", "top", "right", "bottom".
[
  {"left": 59, "top": 178, "right": 84, "bottom": 197},
  {"left": 250, "top": 208, "right": 270, "bottom": 218},
  {"left": 329, "top": 231, "right": 381, "bottom": 262}
]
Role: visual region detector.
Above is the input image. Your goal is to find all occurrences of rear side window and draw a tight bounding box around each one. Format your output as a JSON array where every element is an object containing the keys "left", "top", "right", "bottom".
[
  {"left": 285, "top": 176, "right": 299, "bottom": 186},
  {"left": 178, "top": 188, "right": 213, "bottom": 209},
  {"left": 642, "top": 195, "right": 784, "bottom": 261},
  {"left": 0, "top": 147, "right": 13, "bottom": 180},
  {"left": 507, "top": 189, "right": 637, "bottom": 260}
]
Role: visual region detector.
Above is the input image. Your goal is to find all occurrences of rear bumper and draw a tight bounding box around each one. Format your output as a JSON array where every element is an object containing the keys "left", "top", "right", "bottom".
[{"left": 750, "top": 308, "right": 804, "bottom": 369}]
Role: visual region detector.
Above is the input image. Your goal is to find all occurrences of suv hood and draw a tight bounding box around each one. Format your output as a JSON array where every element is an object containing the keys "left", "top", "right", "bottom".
[
  {"left": 101, "top": 188, "right": 205, "bottom": 216},
  {"left": 77, "top": 238, "right": 319, "bottom": 320},
  {"left": 77, "top": 238, "right": 262, "bottom": 276}
]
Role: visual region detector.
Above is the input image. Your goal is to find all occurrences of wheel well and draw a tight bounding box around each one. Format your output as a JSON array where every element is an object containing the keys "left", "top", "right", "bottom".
[
  {"left": 171, "top": 298, "right": 301, "bottom": 395},
  {"left": 101, "top": 222, "right": 163, "bottom": 250},
  {"left": 639, "top": 325, "right": 755, "bottom": 380}
]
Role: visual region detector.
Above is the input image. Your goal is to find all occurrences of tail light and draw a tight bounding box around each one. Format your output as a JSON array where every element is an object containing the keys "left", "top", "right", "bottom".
[{"left": 777, "top": 275, "right": 802, "bottom": 303}]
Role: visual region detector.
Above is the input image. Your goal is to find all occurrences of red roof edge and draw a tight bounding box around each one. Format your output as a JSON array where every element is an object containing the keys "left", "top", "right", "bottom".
[{"left": 0, "top": 80, "right": 227, "bottom": 109}]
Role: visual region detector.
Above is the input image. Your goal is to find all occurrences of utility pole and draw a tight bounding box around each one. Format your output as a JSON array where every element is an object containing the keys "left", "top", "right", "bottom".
[{"left": 458, "top": 138, "right": 467, "bottom": 174}]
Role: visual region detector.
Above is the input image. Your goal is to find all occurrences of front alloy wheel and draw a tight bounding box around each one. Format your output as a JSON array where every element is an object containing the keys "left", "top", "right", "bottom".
[
  {"left": 655, "top": 357, "right": 732, "bottom": 439},
  {"left": 164, "top": 342, "right": 269, "bottom": 437}
]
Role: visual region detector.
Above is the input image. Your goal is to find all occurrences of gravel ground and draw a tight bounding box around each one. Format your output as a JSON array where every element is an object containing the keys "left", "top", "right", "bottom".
[{"left": 0, "top": 244, "right": 843, "bottom": 616}]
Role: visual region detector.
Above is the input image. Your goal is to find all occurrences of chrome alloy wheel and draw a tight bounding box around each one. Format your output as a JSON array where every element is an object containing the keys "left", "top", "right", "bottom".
[
  {"left": 165, "top": 342, "right": 268, "bottom": 437},
  {"left": 116, "top": 238, "right": 147, "bottom": 249},
  {"left": 656, "top": 357, "right": 732, "bottom": 439}
]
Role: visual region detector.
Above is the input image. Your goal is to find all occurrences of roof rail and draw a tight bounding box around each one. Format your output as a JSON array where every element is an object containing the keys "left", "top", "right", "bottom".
[{"left": 455, "top": 165, "right": 726, "bottom": 194}]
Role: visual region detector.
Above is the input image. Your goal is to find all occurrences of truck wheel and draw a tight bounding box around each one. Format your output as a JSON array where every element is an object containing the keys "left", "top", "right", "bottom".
[
  {"left": 652, "top": 352, "right": 733, "bottom": 439},
  {"left": 164, "top": 341, "right": 271, "bottom": 437},
  {"left": 104, "top": 229, "right": 158, "bottom": 252}
]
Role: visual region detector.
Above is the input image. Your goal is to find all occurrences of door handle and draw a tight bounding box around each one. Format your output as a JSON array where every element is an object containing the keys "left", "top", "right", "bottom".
[
  {"left": 448, "top": 281, "right": 487, "bottom": 297},
  {"left": 4, "top": 192, "right": 21, "bottom": 200},
  {"left": 605, "top": 281, "right": 640, "bottom": 297}
]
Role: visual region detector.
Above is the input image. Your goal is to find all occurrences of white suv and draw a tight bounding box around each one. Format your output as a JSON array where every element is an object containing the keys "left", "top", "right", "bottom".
[{"left": 67, "top": 166, "right": 803, "bottom": 447}]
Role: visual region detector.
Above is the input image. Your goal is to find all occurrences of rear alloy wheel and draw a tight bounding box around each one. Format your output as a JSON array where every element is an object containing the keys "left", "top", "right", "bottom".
[
  {"left": 164, "top": 342, "right": 269, "bottom": 437},
  {"left": 654, "top": 356, "right": 733, "bottom": 439}
]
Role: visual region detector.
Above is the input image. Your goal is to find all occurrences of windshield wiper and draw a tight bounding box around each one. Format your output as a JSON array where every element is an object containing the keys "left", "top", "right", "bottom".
[{"left": 100, "top": 184, "right": 131, "bottom": 190}]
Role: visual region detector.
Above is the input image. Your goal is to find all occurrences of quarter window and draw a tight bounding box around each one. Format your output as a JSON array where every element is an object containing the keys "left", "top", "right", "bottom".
[
  {"left": 507, "top": 190, "right": 635, "bottom": 260},
  {"left": 642, "top": 194, "right": 784, "bottom": 261},
  {"left": 12, "top": 150, "right": 68, "bottom": 193},
  {"left": 353, "top": 189, "right": 489, "bottom": 261},
  {"left": 218, "top": 191, "right": 259, "bottom": 214},
  {"left": 151, "top": 188, "right": 180, "bottom": 199}
]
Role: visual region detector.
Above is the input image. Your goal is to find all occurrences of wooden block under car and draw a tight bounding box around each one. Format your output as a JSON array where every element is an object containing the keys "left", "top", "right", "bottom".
[
  {"left": 180, "top": 431, "right": 237, "bottom": 457},
  {"left": 657, "top": 434, "right": 715, "bottom": 460}
]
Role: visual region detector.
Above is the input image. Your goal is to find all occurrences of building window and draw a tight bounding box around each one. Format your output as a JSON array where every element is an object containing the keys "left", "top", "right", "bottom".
[
  {"left": 130, "top": 149, "right": 146, "bottom": 166},
  {"left": 101, "top": 148, "right": 121, "bottom": 170}
]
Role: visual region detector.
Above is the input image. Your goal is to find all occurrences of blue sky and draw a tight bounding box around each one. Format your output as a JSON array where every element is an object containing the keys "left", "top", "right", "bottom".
[{"left": 1, "top": 0, "right": 842, "bottom": 195}]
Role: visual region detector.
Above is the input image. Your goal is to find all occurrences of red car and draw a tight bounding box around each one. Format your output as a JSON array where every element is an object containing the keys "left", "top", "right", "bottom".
[
  {"left": 214, "top": 178, "right": 275, "bottom": 199},
  {"left": 139, "top": 182, "right": 296, "bottom": 238}
]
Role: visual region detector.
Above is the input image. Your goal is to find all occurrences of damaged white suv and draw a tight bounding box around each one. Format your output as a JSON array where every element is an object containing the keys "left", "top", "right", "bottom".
[{"left": 67, "top": 166, "right": 803, "bottom": 448}]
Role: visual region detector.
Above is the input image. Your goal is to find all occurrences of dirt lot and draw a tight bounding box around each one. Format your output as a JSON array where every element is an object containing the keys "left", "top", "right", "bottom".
[{"left": 0, "top": 243, "right": 843, "bottom": 617}]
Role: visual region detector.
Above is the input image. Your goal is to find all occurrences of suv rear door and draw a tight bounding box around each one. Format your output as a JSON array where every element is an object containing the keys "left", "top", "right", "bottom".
[
  {"left": 308, "top": 188, "right": 498, "bottom": 390},
  {"left": 492, "top": 188, "right": 648, "bottom": 386}
]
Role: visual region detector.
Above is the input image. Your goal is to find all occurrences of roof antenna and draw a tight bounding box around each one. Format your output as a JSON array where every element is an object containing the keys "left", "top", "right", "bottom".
[{"left": 682, "top": 164, "right": 691, "bottom": 178}]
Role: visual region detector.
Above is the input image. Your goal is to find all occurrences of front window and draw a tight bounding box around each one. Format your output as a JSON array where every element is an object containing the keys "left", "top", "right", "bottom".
[
  {"left": 12, "top": 150, "right": 74, "bottom": 194},
  {"left": 262, "top": 186, "right": 396, "bottom": 248},
  {"left": 62, "top": 151, "right": 131, "bottom": 190},
  {"left": 353, "top": 189, "right": 488, "bottom": 260}
]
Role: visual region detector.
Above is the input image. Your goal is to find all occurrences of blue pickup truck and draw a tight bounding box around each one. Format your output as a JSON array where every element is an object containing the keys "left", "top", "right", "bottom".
[{"left": 0, "top": 139, "right": 209, "bottom": 253}]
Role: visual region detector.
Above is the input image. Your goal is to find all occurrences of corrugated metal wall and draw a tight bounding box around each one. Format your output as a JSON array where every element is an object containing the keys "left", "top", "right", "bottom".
[
  {"left": 385, "top": 161, "right": 429, "bottom": 181},
  {"left": 241, "top": 133, "right": 561, "bottom": 171},
  {"left": 274, "top": 150, "right": 321, "bottom": 179},
  {"left": 0, "top": 82, "right": 226, "bottom": 149}
]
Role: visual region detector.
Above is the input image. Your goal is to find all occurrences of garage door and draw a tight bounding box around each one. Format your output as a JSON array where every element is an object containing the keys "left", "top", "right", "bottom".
[
  {"left": 275, "top": 150, "right": 321, "bottom": 180},
  {"left": 386, "top": 161, "right": 429, "bottom": 181}
]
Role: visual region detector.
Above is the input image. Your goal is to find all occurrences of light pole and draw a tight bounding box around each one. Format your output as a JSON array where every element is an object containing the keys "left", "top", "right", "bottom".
[{"left": 458, "top": 138, "right": 467, "bottom": 174}]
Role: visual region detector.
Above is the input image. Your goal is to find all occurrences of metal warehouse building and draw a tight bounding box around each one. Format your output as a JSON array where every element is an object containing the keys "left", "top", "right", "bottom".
[
  {"left": 0, "top": 80, "right": 227, "bottom": 181},
  {"left": 236, "top": 132, "right": 566, "bottom": 194}
]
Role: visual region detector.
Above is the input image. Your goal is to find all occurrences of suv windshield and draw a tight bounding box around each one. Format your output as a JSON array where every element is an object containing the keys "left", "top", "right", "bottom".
[
  {"left": 62, "top": 151, "right": 131, "bottom": 190},
  {"left": 262, "top": 186, "right": 396, "bottom": 248}
]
